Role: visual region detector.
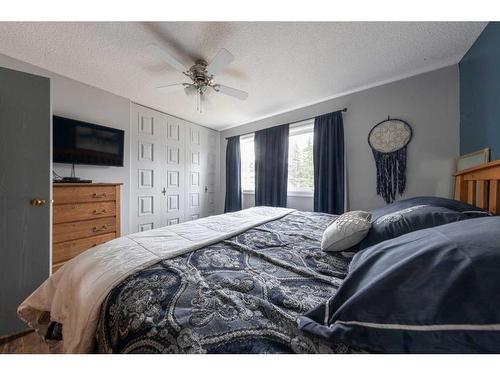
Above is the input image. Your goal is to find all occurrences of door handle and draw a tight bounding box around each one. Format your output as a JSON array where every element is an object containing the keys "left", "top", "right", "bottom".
[
  {"left": 30, "top": 199, "right": 47, "bottom": 206},
  {"left": 161, "top": 188, "right": 166, "bottom": 196}
]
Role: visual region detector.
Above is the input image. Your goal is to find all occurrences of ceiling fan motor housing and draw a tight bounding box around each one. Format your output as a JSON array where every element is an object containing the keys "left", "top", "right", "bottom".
[{"left": 189, "top": 60, "right": 213, "bottom": 87}]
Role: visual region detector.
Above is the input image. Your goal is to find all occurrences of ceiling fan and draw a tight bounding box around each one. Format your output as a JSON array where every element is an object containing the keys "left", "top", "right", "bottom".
[{"left": 148, "top": 44, "right": 249, "bottom": 113}]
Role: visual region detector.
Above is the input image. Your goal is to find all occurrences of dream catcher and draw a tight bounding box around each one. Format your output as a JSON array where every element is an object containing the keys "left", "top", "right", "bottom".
[{"left": 368, "top": 117, "right": 413, "bottom": 204}]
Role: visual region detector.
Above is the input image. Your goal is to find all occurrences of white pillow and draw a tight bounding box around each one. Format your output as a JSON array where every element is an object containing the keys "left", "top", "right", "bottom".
[{"left": 321, "top": 210, "right": 372, "bottom": 252}]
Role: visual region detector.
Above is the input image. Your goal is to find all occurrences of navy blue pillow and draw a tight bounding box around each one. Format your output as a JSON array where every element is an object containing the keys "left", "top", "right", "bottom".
[
  {"left": 359, "top": 204, "right": 490, "bottom": 250},
  {"left": 369, "top": 196, "right": 489, "bottom": 221},
  {"left": 298, "top": 217, "right": 500, "bottom": 353}
]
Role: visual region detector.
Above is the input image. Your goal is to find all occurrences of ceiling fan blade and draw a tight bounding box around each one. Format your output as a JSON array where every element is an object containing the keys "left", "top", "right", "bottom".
[
  {"left": 156, "top": 83, "right": 186, "bottom": 92},
  {"left": 148, "top": 44, "right": 186, "bottom": 73},
  {"left": 215, "top": 84, "right": 248, "bottom": 100},
  {"left": 207, "top": 48, "right": 234, "bottom": 75}
]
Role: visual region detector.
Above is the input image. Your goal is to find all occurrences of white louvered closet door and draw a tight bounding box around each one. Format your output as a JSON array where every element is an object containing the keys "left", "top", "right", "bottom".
[{"left": 130, "top": 104, "right": 167, "bottom": 233}]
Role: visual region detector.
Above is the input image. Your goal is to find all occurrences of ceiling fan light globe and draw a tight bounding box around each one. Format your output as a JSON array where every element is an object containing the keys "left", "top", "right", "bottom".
[{"left": 184, "top": 85, "right": 198, "bottom": 96}]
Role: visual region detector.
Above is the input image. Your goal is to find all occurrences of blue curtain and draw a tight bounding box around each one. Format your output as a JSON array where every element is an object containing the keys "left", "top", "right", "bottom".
[
  {"left": 255, "top": 124, "right": 289, "bottom": 207},
  {"left": 313, "top": 111, "right": 345, "bottom": 214},
  {"left": 224, "top": 136, "right": 242, "bottom": 212}
]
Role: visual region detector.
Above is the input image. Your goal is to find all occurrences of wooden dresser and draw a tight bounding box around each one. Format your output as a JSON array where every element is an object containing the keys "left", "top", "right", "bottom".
[{"left": 52, "top": 183, "right": 122, "bottom": 273}]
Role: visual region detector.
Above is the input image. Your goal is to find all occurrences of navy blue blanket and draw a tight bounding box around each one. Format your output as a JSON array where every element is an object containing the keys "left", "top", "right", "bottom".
[{"left": 96, "top": 211, "right": 358, "bottom": 354}]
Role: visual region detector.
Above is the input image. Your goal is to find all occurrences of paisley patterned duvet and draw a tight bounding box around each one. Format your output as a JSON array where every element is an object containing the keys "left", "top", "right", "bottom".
[{"left": 96, "top": 211, "right": 355, "bottom": 353}]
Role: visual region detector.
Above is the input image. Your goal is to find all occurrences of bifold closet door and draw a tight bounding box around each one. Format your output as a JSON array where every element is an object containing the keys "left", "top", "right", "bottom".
[
  {"left": 206, "top": 129, "right": 220, "bottom": 216},
  {"left": 163, "top": 114, "right": 187, "bottom": 226},
  {"left": 184, "top": 125, "right": 220, "bottom": 220},
  {"left": 131, "top": 103, "right": 219, "bottom": 233},
  {"left": 184, "top": 123, "right": 204, "bottom": 221},
  {"left": 130, "top": 104, "right": 167, "bottom": 233}
]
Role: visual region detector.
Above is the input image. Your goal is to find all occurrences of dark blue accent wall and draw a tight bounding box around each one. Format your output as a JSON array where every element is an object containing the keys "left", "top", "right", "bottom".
[{"left": 460, "top": 22, "right": 500, "bottom": 160}]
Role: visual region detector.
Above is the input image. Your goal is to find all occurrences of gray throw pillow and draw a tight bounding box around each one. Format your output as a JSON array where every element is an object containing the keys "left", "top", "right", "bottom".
[{"left": 321, "top": 211, "right": 372, "bottom": 252}]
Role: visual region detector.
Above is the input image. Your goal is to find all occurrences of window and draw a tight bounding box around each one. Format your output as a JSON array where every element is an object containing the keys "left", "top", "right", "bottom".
[
  {"left": 239, "top": 120, "right": 314, "bottom": 196},
  {"left": 240, "top": 134, "right": 255, "bottom": 192},
  {"left": 287, "top": 120, "right": 314, "bottom": 195}
]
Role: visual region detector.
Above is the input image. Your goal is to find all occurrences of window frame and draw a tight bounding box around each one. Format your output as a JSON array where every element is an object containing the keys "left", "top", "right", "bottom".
[
  {"left": 238, "top": 119, "right": 315, "bottom": 197},
  {"left": 240, "top": 133, "right": 256, "bottom": 194},
  {"left": 287, "top": 119, "right": 315, "bottom": 197}
]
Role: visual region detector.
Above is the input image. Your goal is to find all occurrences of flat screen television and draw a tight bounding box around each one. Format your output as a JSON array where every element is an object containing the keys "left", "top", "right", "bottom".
[{"left": 53, "top": 116, "right": 124, "bottom": 167}]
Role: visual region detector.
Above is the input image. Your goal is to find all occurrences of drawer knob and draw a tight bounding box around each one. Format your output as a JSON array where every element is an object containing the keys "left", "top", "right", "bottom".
[
  {"left": 93, "top": 193, "right": 107, "bottom": 198},
  {"left": 92, "top": 225, "right": 108, "bottom": 233},
  {"left": 92, "top": 209, "right": 107, "bottom": 215},
  {"left": 30, "top": 199, "right": 47, "bottom": 206}
]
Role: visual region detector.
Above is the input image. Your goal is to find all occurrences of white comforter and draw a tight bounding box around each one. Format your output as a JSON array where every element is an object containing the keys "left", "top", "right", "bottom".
[{"left": 18, "top": 206, "right": 294, "bottom": 353}]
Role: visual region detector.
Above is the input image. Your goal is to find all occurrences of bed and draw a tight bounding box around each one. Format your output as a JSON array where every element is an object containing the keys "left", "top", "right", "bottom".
[
  {"left": 18, "top": 161, "right": 500, "bottom": 354},
  {"left": 96, "top": 210, "right": 354, "bottom": 354}
]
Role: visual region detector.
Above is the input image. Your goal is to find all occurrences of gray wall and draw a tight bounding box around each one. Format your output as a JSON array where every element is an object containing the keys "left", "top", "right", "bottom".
[
  {"left": 0, "top": 53, "right": 132, "bottom": 234},
  {"left": 220, "top": 66, "right": 460, "bottom": 211},
  {"left": 0, "top": 52, "right": 461, "bottom": 223}
]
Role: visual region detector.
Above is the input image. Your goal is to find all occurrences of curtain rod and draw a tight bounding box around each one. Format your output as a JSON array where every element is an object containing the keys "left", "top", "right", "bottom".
[{"left": 225, "top": 108, "right": 347, "bottom": 140}]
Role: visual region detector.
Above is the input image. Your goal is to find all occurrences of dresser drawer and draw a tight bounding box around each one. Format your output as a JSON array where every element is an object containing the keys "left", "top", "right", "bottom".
[
  {"left": 53, "top": 201, "right": 116, "bottom": 224},
  {"left": 53, "top": 185, "right": 116, "bottom": 204},
  {"left": 53, "top": 217, "right": 116, "bottom": 243},
  {"left": 53, "top": 232, "right": 116, "bottom": 264}
]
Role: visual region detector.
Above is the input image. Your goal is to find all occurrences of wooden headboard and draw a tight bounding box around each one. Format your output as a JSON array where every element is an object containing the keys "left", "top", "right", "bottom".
[{"left": 454, "top": 160, "right": 500, "bottom": 214}]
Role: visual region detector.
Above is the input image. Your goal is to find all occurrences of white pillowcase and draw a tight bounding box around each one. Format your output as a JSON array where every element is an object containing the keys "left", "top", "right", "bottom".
[{"left": 321, "top": 210, "right": 372, "bottom": 252}]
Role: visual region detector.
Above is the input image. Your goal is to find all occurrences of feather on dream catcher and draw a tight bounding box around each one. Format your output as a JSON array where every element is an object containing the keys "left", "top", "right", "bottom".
[{"left": 368, "top": 117, "right": 413, "bottom": 204}]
